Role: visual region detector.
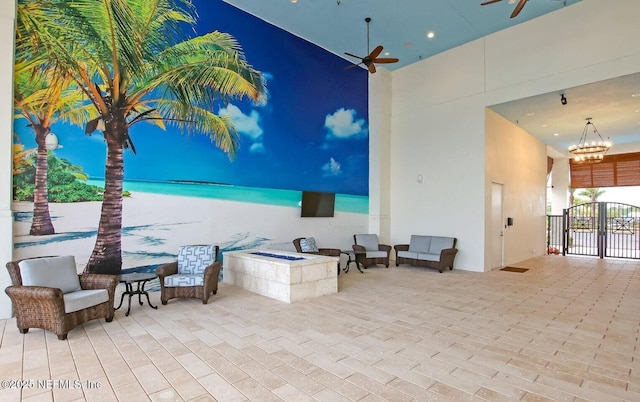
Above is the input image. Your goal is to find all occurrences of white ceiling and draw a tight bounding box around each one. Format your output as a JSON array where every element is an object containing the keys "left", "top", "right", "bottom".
[
  {"left": 489, "top": 72, "right": 640, "bottom": 156},
  {"left": 222, "top": 0, "right": 640, "bottom": 156},
  {"left": 223, "top": 0, "right": 581, "bottom": 72}
]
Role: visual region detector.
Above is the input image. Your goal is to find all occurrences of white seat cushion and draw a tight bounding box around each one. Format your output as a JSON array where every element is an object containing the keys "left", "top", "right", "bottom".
[
  {"left": 416, "top": 253, "right": 440, "bottom": 262},
  {"left": 164, "top": 274, "right": 204, "bottom": 287},
  {"left": 397, "top": 251, "right": 419, "bottom": 260},
  {"left": 177, "top": 245, "right": 216, "bottom": 275},
  {"left": 365, "top": 251, "right": 387, "bottom": 259},
  {"left": 63, "top": 289, "right": 109, "bottom": 313},
  {"left": 19, "top": 256, "right": 81, "bottom": 294}
]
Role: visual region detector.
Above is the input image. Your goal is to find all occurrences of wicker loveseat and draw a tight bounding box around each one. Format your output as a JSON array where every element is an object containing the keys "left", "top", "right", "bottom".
[
  {"left": 394, "top": 235, "right": 458, "bottom": 273},
  {"left": 5, "top": 256, "right": 117, "bottom": 340}
]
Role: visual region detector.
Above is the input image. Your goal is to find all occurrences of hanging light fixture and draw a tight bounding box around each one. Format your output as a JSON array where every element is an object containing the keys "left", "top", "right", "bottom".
[{"left": 568, "top": 118, "right": 611, "bottom": 164}]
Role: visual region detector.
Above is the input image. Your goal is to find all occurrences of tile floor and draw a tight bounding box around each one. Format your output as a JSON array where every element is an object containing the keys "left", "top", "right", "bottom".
[{"left": 1, "top": 255, "right": 639, "bottom": 401}]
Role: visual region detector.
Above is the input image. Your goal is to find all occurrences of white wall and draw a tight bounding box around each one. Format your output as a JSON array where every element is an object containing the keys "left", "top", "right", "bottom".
[
  {"left": 0, "top": 0, "right": 16, "bottom": 319},
  {"left": 485, "top": 109, "right": 547, "bottom": 266},
  {"left": 390, "top": 40, "right": 487, "bottom": 271},
  {"left": 387, "top": 0, "right": 640, "bottom": 272}
]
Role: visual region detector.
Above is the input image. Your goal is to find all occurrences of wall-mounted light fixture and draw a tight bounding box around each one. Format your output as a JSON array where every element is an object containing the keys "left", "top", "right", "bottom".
[{"left": 560, "top": 93, "right": 567, "bottom": 105}]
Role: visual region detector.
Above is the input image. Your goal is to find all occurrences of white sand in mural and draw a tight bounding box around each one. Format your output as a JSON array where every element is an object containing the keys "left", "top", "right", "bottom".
[{"left": 12, "top": 191, "right": 364, "bottom": 271}]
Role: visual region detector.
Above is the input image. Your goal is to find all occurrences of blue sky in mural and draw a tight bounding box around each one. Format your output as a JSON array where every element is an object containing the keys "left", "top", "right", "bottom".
[{"left": 13, "top": 0, "right": 369, "bottom": 196}]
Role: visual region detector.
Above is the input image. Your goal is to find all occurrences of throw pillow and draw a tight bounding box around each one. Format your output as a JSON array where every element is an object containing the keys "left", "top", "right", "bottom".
[
  {"left": 299, "top": 237, "right": 319, "bottom": 252},
  {"left": 177, "top": 245, "right": 216, "bottom": 274}
]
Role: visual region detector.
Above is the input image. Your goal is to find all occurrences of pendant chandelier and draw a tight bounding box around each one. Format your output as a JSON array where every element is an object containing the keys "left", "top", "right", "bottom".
[{"left": 568, "top": 118, "right": 611, "bottom": 164}]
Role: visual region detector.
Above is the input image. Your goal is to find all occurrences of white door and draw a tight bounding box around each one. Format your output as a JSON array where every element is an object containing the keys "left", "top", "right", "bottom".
[{"left": 490, "top": 183, "right": 504, "bottom": 269}]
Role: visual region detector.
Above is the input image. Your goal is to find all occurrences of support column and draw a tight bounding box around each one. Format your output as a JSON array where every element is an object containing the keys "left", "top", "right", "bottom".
[
  {"left": 367, "top": 68, "right": 392, "bottom": 245},
  {"left": 0, "top": 1, "right": 16, "bottom": 319},
  {"left": 550, "top": 157, "right": 570, "bottom": 215}
]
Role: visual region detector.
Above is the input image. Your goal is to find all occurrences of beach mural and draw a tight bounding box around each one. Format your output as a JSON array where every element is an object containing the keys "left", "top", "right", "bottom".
[{"left": 12, "top": 0, "right": 369, "bottom": 273}]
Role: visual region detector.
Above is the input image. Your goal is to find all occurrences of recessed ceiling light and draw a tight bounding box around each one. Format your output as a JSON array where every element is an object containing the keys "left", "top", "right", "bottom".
[
  {"left": 632, "top": 92, "right": 640, "bottom": 97},
  {"left": 426, "top": 32, "right": 435, "bottom": 39},
  {"left": 542, "top": 124, "right": 549, "bottom": 128},
  {"left": 554, "top": 133, "right": 559, "bottom": 136},
  {"left": 526, "top": 112, "right": 535, "bottom": 117}
]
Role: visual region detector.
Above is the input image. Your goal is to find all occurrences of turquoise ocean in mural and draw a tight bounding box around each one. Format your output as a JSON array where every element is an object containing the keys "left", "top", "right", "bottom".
[{"left": 88, "top": 179, "right": 368, "bottom": 214}]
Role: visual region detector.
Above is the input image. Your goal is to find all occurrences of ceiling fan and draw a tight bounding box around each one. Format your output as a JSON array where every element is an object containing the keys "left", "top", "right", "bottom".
[
  {"left": 344, "top": 17, "right": 398, "bottom": 74},
  {"left": 481, "top": 0, "right": 528, "bottom": 19}
]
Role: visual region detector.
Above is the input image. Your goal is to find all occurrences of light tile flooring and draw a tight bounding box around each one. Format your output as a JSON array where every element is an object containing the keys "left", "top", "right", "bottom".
[{"left": 1, "top": 255, "right": 640, "bottom": 401}]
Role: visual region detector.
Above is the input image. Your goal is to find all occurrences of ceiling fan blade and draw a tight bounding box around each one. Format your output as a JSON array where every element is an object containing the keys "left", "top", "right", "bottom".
[
  {"left": 345, "top": 18, "right": 396, "bottom": 75},
  {"left": 373, "top": 57, "right": 399, "bottom": 64},
  {"left": 369, "top": 45, "right": 383, "bottom": 59},
  {"left": 510, "top": 0, "right": 527, "bottom": 18},
  {"left": 344, "top": 52, "right": 363, "bottom": 60},
  {"left": 481, "top": 0, "right": 502, "bottom": 5}
]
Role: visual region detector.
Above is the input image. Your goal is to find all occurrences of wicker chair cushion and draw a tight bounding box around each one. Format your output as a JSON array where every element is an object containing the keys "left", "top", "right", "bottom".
[
  {"left": 416, "top": 253, "right": 441, "bottom": 262},
  {"left": 409, "top": 235, "right": 432, "bottom": 252},
  {"left": 177, "top": 245, "right": 215, "bottom": 275},
  {"left": 63, "top": 289, "right": 109, "bottom": 313},
  {"left": 164, "top": 274, "right": 204, "bottom": 287},
  {"left": 19, "top": 255, "right": 81, "bottom": 294},
  {"left": 429, "top": 237, "right": 455, "bottom": 254},
  {"left": 299, "top": 237, "right": 319, "bottom": 252},
  {"left": 365, "top": 251, "right": 388, "bottom": 258},
  {"left": 355, "top": 234, "right": 379, "bottom": 251},
  {"left": 397, "top": 251, "right": 419, "bottom": 259}
]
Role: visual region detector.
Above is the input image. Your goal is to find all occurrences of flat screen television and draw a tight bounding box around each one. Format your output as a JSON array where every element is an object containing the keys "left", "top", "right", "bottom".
[{"left": 301, "top": 191, "right": 335, "bottom": 217}]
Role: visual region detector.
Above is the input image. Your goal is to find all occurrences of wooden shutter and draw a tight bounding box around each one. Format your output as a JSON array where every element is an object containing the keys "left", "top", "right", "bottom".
[{"left": 570, "top": 152, "right": 640, "bottom": 188}]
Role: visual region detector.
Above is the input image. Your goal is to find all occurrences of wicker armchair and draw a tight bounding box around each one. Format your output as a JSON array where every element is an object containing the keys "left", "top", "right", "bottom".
[
  {"left": 352, "top": 234, "right": 392, "bottom": 269},
  {"left": 156, "top": 245, "right": 221, "bottom": 305},
  {"left": 5, "top": 256, "right": 117, "bottom": 340},
  {"left": 293, "top": 237, "right": 341, "bottom": 274}
]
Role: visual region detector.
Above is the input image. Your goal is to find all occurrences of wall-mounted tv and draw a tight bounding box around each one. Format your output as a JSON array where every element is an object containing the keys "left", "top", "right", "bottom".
[{"left": 301, "top": 191, "right": 335, "bottom": 217}]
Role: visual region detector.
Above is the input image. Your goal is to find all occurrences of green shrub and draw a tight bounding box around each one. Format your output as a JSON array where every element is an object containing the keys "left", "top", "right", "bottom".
[{"left": 12, "top": 152, "right": 131, "bottom": 202}]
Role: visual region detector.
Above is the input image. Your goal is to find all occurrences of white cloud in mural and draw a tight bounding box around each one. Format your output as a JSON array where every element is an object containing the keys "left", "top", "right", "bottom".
[
  {"left": 322, "top": 157, "right": 342, "bottom": 177},
  {"left": 250, "top": 142, "right": 265, "bottom": 153},
  {"left": 324, "top": 108, "right": 366, "bottom": 140},
  {"left": 218, "top": 104, "right": 263, "bottom": 141}
]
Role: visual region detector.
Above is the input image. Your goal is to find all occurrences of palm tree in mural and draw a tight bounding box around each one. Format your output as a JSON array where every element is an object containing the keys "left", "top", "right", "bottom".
[
  {"left": 13, "top": 58, "right": 90, "bottom": 235},
  {"left": 19, "top": 0, "right": 265, "bottom": 273}
]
